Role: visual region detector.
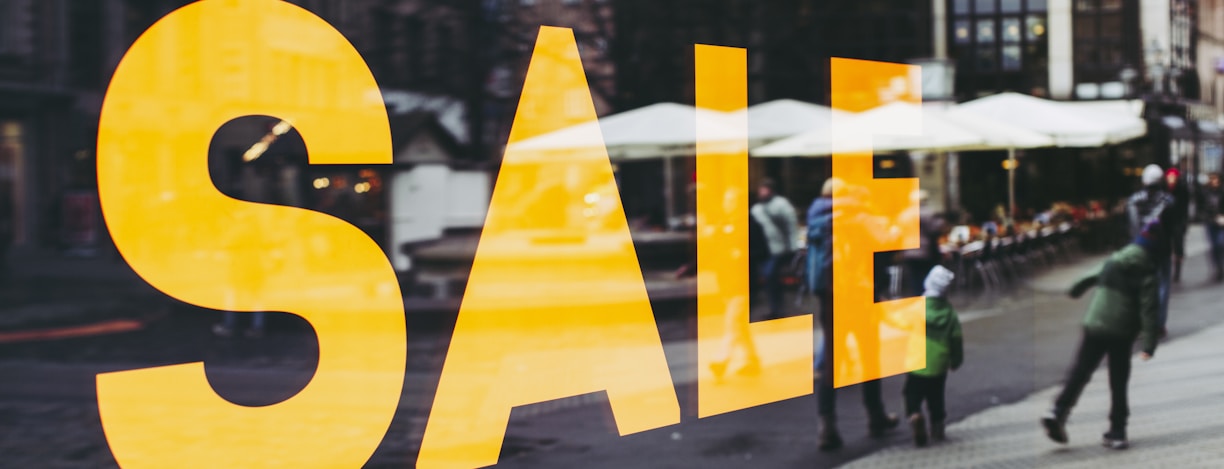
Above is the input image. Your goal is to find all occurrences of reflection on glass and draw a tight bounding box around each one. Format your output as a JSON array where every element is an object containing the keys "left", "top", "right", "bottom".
[
  {"left": 1003, "top": 44, "right": 1023, "bottom": 70},
  {"left": 975, "top": 0, "right": 997, "bottom": 14},
  {"left": 1027, "top": 15, "right": 1047, "bottom": 40},
  {"left": 978, "top": 44, "right": 998, "bottom": 70},
  {"left": 954, "top": 0, "right": 972, "bottom": 14},
  {"left": 1003, "top": 17, "right": 1022, "bottom": 43},
  {"left": 1028, "top": 0, "right": 1048, "bottom": 11},
  {"left": 955, "top": 20, "right": 972, "bottom": 44},
  {"left": 1001, "top": 0, "right": 1022, "bottom": 13},
  {"left": 977, "top": 19, "right": 996, "bottom": 42}
]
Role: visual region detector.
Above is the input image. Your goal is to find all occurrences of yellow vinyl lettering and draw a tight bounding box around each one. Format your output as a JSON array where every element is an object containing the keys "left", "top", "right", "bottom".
[
  {"left": 95, "top": 1, "right": 406, "bottom": 467},
  {"left": 416, "top": 26, "right": 680, "bottom": 469},
  {"left": 694, "top": 44, "right": 813, "bottom": 417}
]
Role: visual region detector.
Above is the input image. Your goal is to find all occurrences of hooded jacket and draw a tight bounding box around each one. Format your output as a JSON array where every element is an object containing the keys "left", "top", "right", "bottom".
[
  {"left": 751, "top": 195, "right": 800, "bottom": 256},
  {"left": 912, "top": 296, "right": 964, "bottom": 377},
  {"left": 1069, "top": 243, "right": 1161, "bottom": 355},
  {"left": 1198, "top": 183, "right": 1224, "bottom": 225},
  {"left": 805, "top": 196, "right": 834, "bottom": 294}
]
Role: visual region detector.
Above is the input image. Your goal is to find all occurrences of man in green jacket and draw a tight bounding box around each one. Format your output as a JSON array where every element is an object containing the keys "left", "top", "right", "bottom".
[
  {"left": 904, "top": 265, "right": 963, "bottom": 447},
  {"left": 1041, "top": 219, "right": 1163, "bottom": 450}
]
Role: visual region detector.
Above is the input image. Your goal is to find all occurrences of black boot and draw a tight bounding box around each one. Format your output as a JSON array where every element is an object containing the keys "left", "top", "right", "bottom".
[
  {"left": 1102, "top": 425, "right": 1128, "bottom": 450},
  {"left": 1041, "top": 409, "right": 1068, "bottom": 444},
  {"left": 930, "top": 420, "right": 946, "bottom": 442},
  {"left": 818, "top": 416, "right": 843, "bottom": 451},
  {"left": 908, "top": 413, "right": 928, "bottom": 447}
]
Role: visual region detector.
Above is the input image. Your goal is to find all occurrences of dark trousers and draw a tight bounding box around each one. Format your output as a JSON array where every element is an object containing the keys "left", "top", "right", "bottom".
[
  {"left": 762, "top": 253, "right": 787, "bottom": 317},
  {"left": 1207, "top": 224, "right": 1224, "bottom": 275},
  {"left": 1053, "top": 331, "right": 1133, "bottom": 431},
  {"left": 817, "top": 295, "right": 886, "bottom": 418},
  {"left": 903, "top": 373, "right": 947, "bottom": 422}
]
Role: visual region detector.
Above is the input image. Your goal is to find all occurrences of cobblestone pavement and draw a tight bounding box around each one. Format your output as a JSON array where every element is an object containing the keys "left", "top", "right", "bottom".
[{"left": 841, "top": 316, "right": 1224, "bottom": 468}]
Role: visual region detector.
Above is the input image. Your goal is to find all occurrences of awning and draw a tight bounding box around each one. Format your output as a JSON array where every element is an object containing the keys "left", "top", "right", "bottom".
[
  {"left": 1197, "top": 120, "right": 1221, "bottom": 138},
  {"left": 726, "top": 99, "right": 848, "bottom": 144},
  {"left": 506, "top": 102, "right": 741, "bottom": 161},
  {"left": 751, "top": 101, "right": 1051, "bottom": 157},
  {"left": 957, "top": 92, "right": 1147, "bottom": 147}
]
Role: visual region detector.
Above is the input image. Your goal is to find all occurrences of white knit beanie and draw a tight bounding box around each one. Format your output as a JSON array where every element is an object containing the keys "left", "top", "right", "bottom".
[
  {"left": 923, "top": 265, "right": 956, "bottom": 298},
  {"left": 1141, "top": 164, "right": 1164, "bottom": 187}
]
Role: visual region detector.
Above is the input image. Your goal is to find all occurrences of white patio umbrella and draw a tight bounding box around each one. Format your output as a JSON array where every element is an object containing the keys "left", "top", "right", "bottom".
[
  {"left": 957, "top": 92, "right": 1145, "bottom": 217},
  {"left": 750, "top": 101, "right": 986, "bottom": 157},
  {"left": 942, "top": 107, "right": 1055, "bottom": 218},
  {"left": 726, "top": 99, "right": 848, "bottom": 145},
  {"left": 506, "top": 102, "right": 741, "bottom": 160},
  {"left": 505, "top": 102, "right": 742, "bottom": 228},
  {"left": 957, "top": 92, "right": 1146, "bottom": 147}
]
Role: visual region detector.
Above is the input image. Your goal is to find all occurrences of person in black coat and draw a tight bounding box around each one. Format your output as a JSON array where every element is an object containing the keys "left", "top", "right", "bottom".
[{"left": 1164, "top": 168, "right": 1190, "bottom": 282}]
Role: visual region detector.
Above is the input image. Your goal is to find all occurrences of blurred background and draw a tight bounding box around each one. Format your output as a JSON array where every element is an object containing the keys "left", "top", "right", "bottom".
[{"left": 3, "top": 1, "right": 1224, "bottom": 468}]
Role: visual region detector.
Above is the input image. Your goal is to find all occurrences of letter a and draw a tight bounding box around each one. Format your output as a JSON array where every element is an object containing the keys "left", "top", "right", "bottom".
[{"left": 416, "top": 27, "right": 680, "bottom": 469}]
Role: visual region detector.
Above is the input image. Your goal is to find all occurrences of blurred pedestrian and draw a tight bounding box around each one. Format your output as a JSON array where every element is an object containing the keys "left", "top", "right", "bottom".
[
  {"left": 751, "top": 178, "right": 799, "bottom": 319},
  {"left": 1041, "top": 219, "right": 1163, "bottom": 450},
  {"left": 904, "top": 265, "right": 963, "bottom": 447},
  {"left": 709, "top": 189, "right": 767, "bottom": 378},
  {"left": 899, "top": 190, "right": 946, "bottom": 297},
  {"left": 807, "top": 178, "right": 900, "bottom": 451},
  {"left": 1164, "top": 168, "right": 1190, "bottom": 282},
  {"left": 1198, "top": 172, "right": 1224, "bottom": 282},
  {"left": 1126, "top": 164, "right": 1174, "bottom": 329}
]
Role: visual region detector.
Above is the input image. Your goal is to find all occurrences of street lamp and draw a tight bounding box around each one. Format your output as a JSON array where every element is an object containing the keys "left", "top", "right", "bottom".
[
  {"left": 1145, "top": 40, "right": 1167, "bottom": 95},
  {"left": 1119, "top": 66, "right": 1138, "bottom": 98}
]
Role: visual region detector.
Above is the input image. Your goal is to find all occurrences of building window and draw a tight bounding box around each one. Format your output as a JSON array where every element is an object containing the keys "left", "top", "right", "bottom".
[
  {"left": 1071, "top": 0, "right": 1139, "bottom": 98},
  {"left": 950, "top": 0, "right": 1048, "bottom": 97},
  {"left": 0, "top": 0, "right": 36, "bottom": 61}
]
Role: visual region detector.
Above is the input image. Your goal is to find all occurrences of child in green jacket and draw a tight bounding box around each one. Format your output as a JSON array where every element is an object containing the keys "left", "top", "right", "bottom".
[
  {"left": 905, "top": 265, "right": 963, "bottom": 447},
  {"left": 1041, "top": 219, "right": 1162, "bottom": 450}
]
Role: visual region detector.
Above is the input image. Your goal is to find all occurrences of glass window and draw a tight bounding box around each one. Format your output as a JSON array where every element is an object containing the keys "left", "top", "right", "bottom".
[
  {"left": 977, "top": 44, "right": 998, "bottom": 70},
  {"left": 1100, "top": 14, "right": 1122, "bottom": 38},
  {"left": 1002, "top": 44, "right": 1022, "bottom": 70},
  {"left": 1027, "top": 0, "right": 1048, "bottom": 11},
  {"left": 955, "top": 19, "right": 973, "bottom": 44},
  {"left": 1001, "top": 0, "right": 1022, "bottom": 13},
  {"left": 975, "top": 0, "right": 996, "bottom": 14},
  {"left": 1075, "top": 43, "right": 1099, "bottom": 64},
  {"left": 1074, "top": 15, "right": 1096, "bottom": 38},
  {"left": 1099, "top": 44, "right": 1123, "bottom": 65},
  {"left": 1002, "top": 17, "right": 1022, "bottom": 43},
  {"left": 954, "top": 0, "right": 972, "bottom": 14},
  {"left": 976, "top": 19, "right": 996, "bottom": 43},
  {"left": 1027, "top": 15, "right": 1047, "bottom": 40}
]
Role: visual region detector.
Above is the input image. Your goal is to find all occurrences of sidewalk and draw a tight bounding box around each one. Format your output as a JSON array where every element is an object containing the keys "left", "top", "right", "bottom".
[{"left": 841, "top": 317, "right": 1224, "bottom": 468}]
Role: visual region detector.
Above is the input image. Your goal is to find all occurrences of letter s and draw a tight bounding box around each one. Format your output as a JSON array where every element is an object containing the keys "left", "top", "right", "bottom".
[{"left": 95, "top": 1, "right": 405, "bottom": 467}]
